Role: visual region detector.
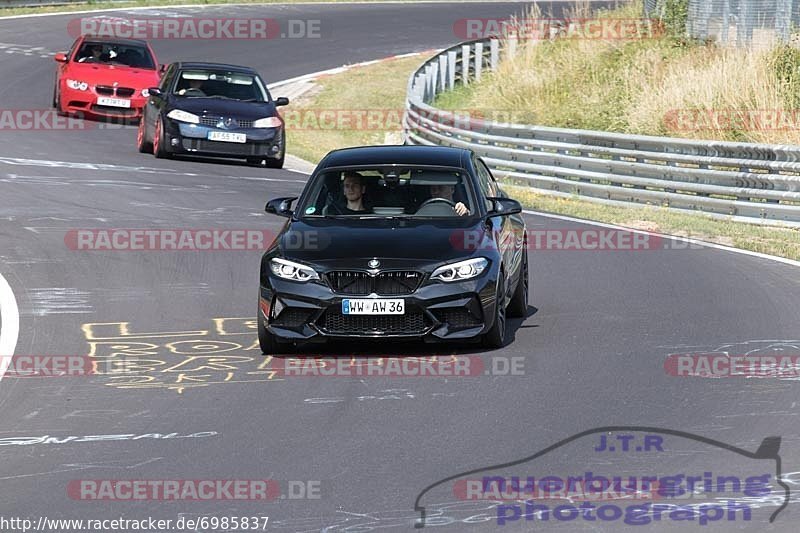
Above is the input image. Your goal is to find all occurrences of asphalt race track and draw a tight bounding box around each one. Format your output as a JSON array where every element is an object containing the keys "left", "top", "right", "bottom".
[{"left": 1, "top": 2, "right": 800, "bottom": 531}]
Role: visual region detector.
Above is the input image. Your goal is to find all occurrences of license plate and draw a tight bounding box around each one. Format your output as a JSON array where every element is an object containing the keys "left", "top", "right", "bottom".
[
  {"left": 96, "top": 97, "right": 131, "bottom": 108},
  {"left": 208, "top": 131, "right": 246, "bottom": 143},
  {"left": 342, "top": 299, "right": 405, "bottom": 315}
]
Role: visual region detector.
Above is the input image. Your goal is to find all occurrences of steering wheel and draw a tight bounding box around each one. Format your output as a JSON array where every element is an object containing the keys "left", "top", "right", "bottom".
[
  {"left": 417, "top": 197, "right": 456, "bottom": 210},
  {"left": 181, "top": 88, "right": 205, "bottom": 96}
]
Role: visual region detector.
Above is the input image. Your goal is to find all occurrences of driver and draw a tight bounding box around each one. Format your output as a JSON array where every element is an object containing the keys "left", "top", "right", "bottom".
[
  {"left": 78, "top": 44, "right": 103, "bottom": 63},
  {"left": 429, "top": 184, "right": 470, "bottom": 216},
  {"left": 177, "top": 78, "right": 206, "bottom": 96}
]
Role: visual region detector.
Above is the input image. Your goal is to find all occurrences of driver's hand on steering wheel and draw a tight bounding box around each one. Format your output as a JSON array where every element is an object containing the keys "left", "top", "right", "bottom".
[{"left": 454, "top": 202, "right": 469, "bottom": 216}]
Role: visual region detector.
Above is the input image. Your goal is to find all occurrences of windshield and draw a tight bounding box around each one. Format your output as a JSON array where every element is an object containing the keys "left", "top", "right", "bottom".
[
  {"left": 299, "top": 167, "right": 476, "bottom": 218},
  {"left": 73, "top": 41, "right": 155, "bottom": 69},
  {"left": 172, "top": 69, "right": 269, "bottom": 101}
]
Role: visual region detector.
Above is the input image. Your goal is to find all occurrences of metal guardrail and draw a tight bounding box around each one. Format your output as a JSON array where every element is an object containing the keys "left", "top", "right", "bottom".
[{"left": 403, "top": 38, "right": 800, "bottom": 225}]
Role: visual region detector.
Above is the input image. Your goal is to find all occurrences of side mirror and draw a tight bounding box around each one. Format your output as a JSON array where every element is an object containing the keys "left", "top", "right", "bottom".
[
  {"left": 274, "top": 97, "right": 289, "bottom": 107},
  {"left": 159, "top": 64, "right": 167, "bottom": 73},
  {"left": 54, "top": 53, "right": 68, "bottom": 63},
  {"left": 147, "top": 87, "right": 164, "bottom": 100},
  {"left": 265, "top": 196, "right": 298, "bottom": 218},
  {"left": 485, "top": 197, "right": 522, "bottom": 217}
]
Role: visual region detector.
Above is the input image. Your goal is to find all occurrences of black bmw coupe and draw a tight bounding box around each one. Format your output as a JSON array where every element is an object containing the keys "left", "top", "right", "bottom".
[
  {"left": 258, "top": 145, "right": 529, "bottom": 353},
  {"left": 138, "top": 62, "right": 288, "bottom": 168}
]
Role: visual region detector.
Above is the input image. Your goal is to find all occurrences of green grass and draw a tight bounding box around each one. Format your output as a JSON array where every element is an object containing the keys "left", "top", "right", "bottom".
[
  {"left": 284, "top": 55, "right": 420, "bottom": 164},
  {"left": 434, "top": 0, "right": 800, "bottom": 146}
]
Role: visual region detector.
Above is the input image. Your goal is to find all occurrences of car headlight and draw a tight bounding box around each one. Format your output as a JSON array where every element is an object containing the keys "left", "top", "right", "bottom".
[
  {"left": 431, "top": 258, "right": 488, "bottom": 282},
  {"left": 253, "top": 116, "right": 282, "bottom": 128},
  {"left": 270, "top": 258, "right": 319, "bottom": 282},
  {"left": 167, "top": 109, "right": 200, "bottom": 124},
  {"left": 66, "top": 79, "right": 89, "bottom": 91},
  {"left": 141, "top": 88, "right": 150, "bottom": 97}
]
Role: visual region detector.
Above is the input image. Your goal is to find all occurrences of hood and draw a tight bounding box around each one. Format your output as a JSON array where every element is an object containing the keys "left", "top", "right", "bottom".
[
  {"left": 168, "top": 97, "right": 277, "bottom": 120},
  {"left": 67, "top": 63, "right": 160, "bottom": 88},
  {"left": 281, "top": 217, "right": 494, "bottom": 269}
]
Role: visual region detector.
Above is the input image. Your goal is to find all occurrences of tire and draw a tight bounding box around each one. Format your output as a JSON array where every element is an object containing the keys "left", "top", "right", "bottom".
[
  {"left": 265, "top": 134, "right": 285, "bottom": 169},
  {"left": 265, "top": 152, "right": 284, "bottom": 169},
  {"left": 136, "top": 115, "right": 152, "bottom": 153},
  {"left": 507, "top": 251, "right": 529, "bottom": 318},
  {"left": 54, "top": 86, "right": 68, "bottom": 117},
  {"left": 482, "top": 272, "right": 507, "bottom": 349},
  {"left": 258, "top": 303, "right": 294, "bottom": 355},
  {"left": 152, "top": 116, "right": 171, "bottom": 159}
]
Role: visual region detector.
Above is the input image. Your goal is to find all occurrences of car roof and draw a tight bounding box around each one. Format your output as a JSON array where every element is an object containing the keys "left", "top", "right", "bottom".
[
  {"left": 319, "top": 145, "right": 473, "bottom": 169},
  {"left": 172, "top": 62, "right": 259, "bottom": 74},
  {"left": 80, "top": 35, "right": 150, "bottom": 47}
]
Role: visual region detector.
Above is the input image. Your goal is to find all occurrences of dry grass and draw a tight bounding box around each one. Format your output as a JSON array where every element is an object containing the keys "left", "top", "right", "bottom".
[{"left": 435, "top": 0, "right": 800, "bottom": 145}]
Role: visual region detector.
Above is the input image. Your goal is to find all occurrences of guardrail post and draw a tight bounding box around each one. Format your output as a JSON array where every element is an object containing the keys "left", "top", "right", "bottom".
[
  {"left": 423, "top": 64, "right": 434, "bottom": 102},
  {"left": 506, "top": 34, "right": 517, "bottom": 59},
  {"left": 776, "top": 0, "right": 792, "bottom": 43},
  {"left": 461, "top": 44, "right": 470, "bottom": 84},
  {"left": 720, "top": 0, "right": 730, "bottom": 44},
  {"left": 474, "top": 42, "right": 484, "bottom": 81},
  {"left": 438, "top": 54, "right": 448, "bottom": 92},
  {"left": 447, "top": 50, "right": 457, "bottom": 90},
  {"left": 490, "top": 39, "right": 500, "bottom": 70}
]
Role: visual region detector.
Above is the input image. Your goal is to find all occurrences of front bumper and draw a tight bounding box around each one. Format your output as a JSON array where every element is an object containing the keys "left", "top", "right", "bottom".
[
  {"left": 259, "top": 272, "right": 498, "bottom": 343},
  {"left": 163, "top": 120, "right": 284, "bottom": 159},
  {"left": 61, "top": 86, "right": 146, "bottom": 119}
]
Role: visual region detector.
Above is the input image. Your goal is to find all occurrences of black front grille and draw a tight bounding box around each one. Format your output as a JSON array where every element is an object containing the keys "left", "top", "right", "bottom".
[
  {"left": 433, "top": 308, "right": 483, "bottom": 328},
  {"left": 182, "top": 139, "right": 261, "bottom": 155},
  {"left": 327, "top": 271, "right": 423, "bottom": 296},
  {"left": 318, "top": 307, "right": 427, "bottom": 335},
  {"left": 116, "top": 87, "right": 135, "bottom": 97},
  {"left": 272, "top": 308, "right": 313, "bottom": 328},
  {"left": 96, "top": 85, "right": 114, "bottom": 95},
  {"left": 199, "top": 116, "right": 254, "bottom": 129}
]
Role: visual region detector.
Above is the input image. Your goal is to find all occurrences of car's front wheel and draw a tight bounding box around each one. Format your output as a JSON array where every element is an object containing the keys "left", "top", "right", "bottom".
[
  {"left": 482, "top": 273, "right": 507, "bottom": 349},
  {"left": 152, "top": 116, "right": 171, "bottom": 159},
  {"left": 137, "top": 116, "right": 152, "bottom": 153},
  {"left": 258, "top": 304, "right": 295, "bottom": 356},
  {"left": 265, "top": 152, "right": 284, "bottom": 169},
  {"left": 507, "top": 251, "right": 528, "bottom": 318}
]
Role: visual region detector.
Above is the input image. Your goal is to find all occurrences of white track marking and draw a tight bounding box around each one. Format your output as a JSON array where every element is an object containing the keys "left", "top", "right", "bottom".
[
  {"left": 0, "top": 273, "right": 20, "bottom": 381},
  {"left": 521, "top": 209, "right": 800, "bottom": 268}
]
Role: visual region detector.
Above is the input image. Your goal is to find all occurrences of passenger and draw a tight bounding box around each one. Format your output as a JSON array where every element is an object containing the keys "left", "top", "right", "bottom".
[
  {"left": 325, "top": 171, "right": 371, "bottom": 214},
  {"left": 429, "top": 183, "right": 470, "bottom": 216}
]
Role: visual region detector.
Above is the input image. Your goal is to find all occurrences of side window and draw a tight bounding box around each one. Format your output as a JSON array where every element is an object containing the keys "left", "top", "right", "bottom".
[
  {"left": 477, "top": 159, "right": 499, "bottom": 197},
  {"left": 68, "top": 39, "right": 80, "bottom": 62},
  {"left": 159, "top": 65, "right": 176, "bottom": 91},
  {"left": 474, "top": 157, "right": 497, "bottom": 210}
]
